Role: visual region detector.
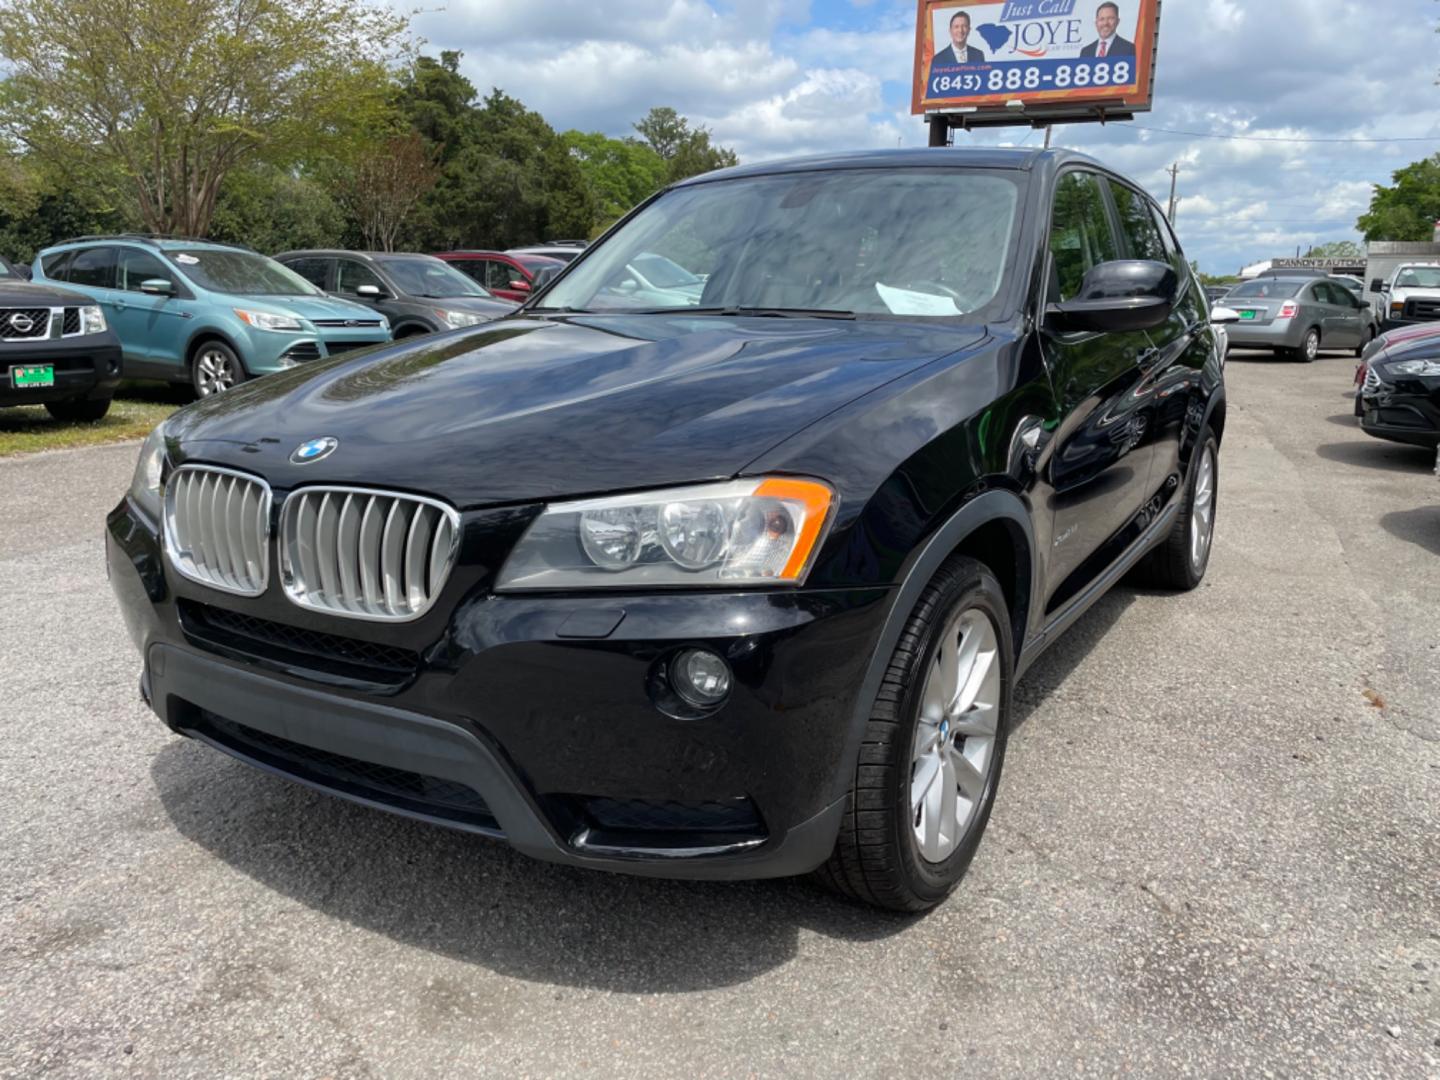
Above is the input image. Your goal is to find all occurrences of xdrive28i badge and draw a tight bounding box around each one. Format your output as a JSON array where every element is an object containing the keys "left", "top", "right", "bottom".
[{"left": 290, "top": 437, "right": 338, "bottom": 464}]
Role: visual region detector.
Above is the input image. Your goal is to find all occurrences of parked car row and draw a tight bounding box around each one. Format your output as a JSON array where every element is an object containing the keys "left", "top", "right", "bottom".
[
  {"left": 1353, "top": 321, "right": 1440, "bottom": 448},
  {"left": 2, "top": 236, "right": 588, "bottom": 420}
]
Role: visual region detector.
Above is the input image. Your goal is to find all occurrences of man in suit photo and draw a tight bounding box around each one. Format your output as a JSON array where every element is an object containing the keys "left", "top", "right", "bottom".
[
  {"left": 930, "top": 9, "right": 987, "bottom": 76},
  {"left": 1081, "top": 2, "right": 1136, "bottom": 58}
]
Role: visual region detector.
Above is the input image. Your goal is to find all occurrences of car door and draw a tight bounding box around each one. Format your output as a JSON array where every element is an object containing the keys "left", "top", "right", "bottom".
[
  {"left": 483, "top": 258, "right": 526, "bottom": 302},
  {"left": 63, "top": 246, "right": 126, "bottom": 352},
  {"left": 334, "top": 257, "right": 402, "bottom": 323},
  {"left": 1040, "top": 169, "right": 1157, "bottom": 612},
  {"left": 1322, "top": 281, "right": 1365, "bottom": 345},
  {"left": 111, "top": 247, "right": 195, "bottom": 375}
]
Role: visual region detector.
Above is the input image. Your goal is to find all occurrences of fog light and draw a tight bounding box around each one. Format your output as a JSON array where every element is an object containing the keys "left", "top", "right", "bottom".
[{"left": 671, "top": 648, "right": 731, "bottom": 708}]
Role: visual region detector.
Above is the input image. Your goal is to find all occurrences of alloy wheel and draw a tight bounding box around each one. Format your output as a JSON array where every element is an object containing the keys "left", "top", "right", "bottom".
[
  {"left": 1304, "top": 330, "right": 1319, "bottom": 361},
  {"left": 195, "top": 349, "right": 239, "bottom": 396},
  {"left": 909, "top": 608, "right": 1001, "bottom": 864},
  {"left": 1190, "top": 444, "right": 1216, "bottom": 572}
]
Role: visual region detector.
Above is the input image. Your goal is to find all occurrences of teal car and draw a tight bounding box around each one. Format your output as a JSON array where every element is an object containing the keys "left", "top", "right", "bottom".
[{"left": 33, "top": 236, "right": 393, "bottom": 396}]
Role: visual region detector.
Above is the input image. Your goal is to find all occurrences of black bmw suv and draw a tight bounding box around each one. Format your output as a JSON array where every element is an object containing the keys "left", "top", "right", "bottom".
[{"left": 108, "top": 149, "right": 1226, "bottom": 912}]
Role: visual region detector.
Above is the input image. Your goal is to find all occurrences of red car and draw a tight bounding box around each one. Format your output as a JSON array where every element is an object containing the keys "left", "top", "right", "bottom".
[{"left": 432, "top": 251, "right": 566, "bottom": 303}]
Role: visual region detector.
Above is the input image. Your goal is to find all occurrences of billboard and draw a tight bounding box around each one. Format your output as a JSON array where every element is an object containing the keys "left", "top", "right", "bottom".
[{"left": 911, "top": 0, "right": 1159, "bottom": 120}]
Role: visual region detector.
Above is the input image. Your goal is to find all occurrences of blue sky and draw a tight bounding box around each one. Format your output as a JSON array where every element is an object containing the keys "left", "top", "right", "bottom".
[{"left": 413, "top": 0, "right": 1440, "bottom": 274}]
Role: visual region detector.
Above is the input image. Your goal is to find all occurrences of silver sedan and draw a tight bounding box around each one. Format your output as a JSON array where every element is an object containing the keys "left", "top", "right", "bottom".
[{"left": 1224, "top": 277, "right": 1373, "bottom": 361}]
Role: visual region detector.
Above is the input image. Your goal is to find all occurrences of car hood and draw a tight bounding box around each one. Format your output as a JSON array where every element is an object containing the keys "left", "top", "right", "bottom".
[
  {"left": 0, "top": 279, "right": 93, "bottom": 306},
  {"left": 169, "top": 314, "right": 983, "bottom": 508},
  {"left": 426, "top": 295, "right": 518, "bottom": 318},
  {"left": 239, "top": 294, "right": 379, "bottom": 321}
]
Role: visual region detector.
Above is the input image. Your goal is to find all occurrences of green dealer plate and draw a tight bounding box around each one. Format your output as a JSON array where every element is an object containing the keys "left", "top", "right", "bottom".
[
  {"left": 11, "top": 364, "right": 54, "bottom": 388},
  {"left": 1239, "top": 310, "right": 1256, "bottom": 320}
]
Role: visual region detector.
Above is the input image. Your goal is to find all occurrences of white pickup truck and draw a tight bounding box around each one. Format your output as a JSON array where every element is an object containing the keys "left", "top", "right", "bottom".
[{"left": 1372, "top": 262, "right": 1440, "bottom": 331}]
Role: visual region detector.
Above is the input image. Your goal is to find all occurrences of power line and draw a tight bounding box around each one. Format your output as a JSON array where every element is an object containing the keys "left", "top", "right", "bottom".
[{"left": 1120, "top": 124, "right": 1437, "bottom": 145}]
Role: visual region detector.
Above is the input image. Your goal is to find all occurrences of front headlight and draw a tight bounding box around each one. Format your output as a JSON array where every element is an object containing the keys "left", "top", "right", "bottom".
[
  {"left": 234, "top": 308, "right": 304, "bottom": 332},
  {"left": 129, "top": 422, "right": 168, "bottom": 522},
  {"left": 79, "top": 305, "right": 107, "bottom": 335},
  {"left": 496, "top": 477, "right": 835, "bottom": 590},
  {"left": 440, "top": 309, "right": 488, "bottom": 329},
  {"left": 1385, "top": 358, "right": 1440, "bottom": 377}
]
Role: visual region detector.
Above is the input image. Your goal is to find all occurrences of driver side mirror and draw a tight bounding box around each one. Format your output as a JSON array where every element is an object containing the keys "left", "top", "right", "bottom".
[
  {"left": 508, "top": 279, "right": 531, "bottom": 293},
  {"left": 139, "top": 278, "right": 174, "bottom": 296},
  {"left": 1046, "top": 259, "right": 1178, "bottom": 334},
  {"left": 1371, "top": 280, "right": 1386, "bottom": 293},
  {"left": 356, "top": 284, "right": 386, "bottom": 299},
  {"left": 1210, "top": 305, "right": 1241, "bottom": 325}
]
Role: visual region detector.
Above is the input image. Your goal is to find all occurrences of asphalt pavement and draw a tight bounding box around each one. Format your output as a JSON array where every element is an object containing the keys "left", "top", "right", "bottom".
[{"left": 2, "top": 347, "right": 1437, "bottom": 1079}]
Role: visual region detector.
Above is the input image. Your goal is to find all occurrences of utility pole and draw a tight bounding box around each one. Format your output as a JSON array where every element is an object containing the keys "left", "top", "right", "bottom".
[
  {"left": 1043, "top": 125, "right": 1052, "bottom": 149},
  {"left": 1165, "top": 163, "right": 1180, "bottom": 223}
]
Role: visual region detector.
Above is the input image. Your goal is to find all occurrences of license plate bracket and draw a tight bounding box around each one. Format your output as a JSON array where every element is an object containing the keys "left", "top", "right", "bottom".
[{"left": 10, "top": 364, "right": 54, "bottom": 388}]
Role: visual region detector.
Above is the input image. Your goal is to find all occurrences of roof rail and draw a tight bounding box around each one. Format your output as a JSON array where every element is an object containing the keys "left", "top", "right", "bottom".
[{"left": 53, "top": 233, "right": 256, "bottom": 253}]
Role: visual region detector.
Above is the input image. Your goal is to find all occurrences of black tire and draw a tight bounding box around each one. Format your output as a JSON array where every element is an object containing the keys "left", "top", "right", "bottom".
[
  {"left": 815, "top": 555, "right": 1012, "bottom": 912},
  {"left": 43, "top": 396, "right": 112, "bottom": 422},
  {"left": 1131, "top": 430, "right": 1219, "bottom": 591},
  {"left": 1355, "top": 328, "right": 1375, "bottom": 359},
  {"left": 1290, "top": 327, "right": 1319, "bottom": 363},
  {"left": 190, "top": 340, "right": 248, "bottom": 398}
]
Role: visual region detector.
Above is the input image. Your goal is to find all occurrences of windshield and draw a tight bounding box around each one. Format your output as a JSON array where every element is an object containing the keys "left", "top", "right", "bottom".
[
  {"left": 1395, "top": 267, "right": 1440, "bottom": 289},
  {"left": 382, "top": 256, "right": 492, "bottom": 298},
  {"left": 170, "top": 249, "right": 321, "bottom": 296},
  {"left": 542, "top": 168, "right": 1023, "bottom": 318},
  {"left": 1230, "top": 279, "right": 1303, "bottom": 299}
]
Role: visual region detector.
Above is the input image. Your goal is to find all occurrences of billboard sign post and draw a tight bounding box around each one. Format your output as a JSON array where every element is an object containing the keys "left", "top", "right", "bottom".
[{"left": 912, "top": 0, "right": 1161, "bottom": 139}]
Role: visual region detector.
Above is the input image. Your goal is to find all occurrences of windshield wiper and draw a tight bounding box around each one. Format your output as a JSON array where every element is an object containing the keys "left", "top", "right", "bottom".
[
  {"left": 628, "top": 306, "right": 856, "bottom": 320},
  {"left": 527, "top": 305, "right": 594, "bottom": 315}
]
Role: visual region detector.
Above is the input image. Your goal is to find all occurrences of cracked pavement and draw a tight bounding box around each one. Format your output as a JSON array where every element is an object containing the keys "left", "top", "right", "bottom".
[{"left": 1, "top": 347, "right": 1437, "bottom": 1078}]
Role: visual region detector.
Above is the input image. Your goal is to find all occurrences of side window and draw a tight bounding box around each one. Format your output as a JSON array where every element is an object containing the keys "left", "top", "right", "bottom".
[
  {"left": 1149, "top": 205, "right": 1206, "bottom": 322},
  {"left": 117, "top": 249, "right": 175, "bottom": 293},
  {"left": 41, "top": 251, "right": 73, "bottom": 280},
  {"left": 485, "top": 260, "right": 517, "bottom": 291},
  {"left": 285, "top": 257, "right": 333, "bottom": 290},
  {"left": 67, "top": 246, "right": 117, "bottom": 289},
  {"left": 1047, "top": 171, "right": 1119, "bottom": 303},
  {"left": 336, "top": 259, "right": 385, "bottom": 295},
  {"left": 1107, "top": 181, "right": 1167, "bottom": 262},
  {"left": 1309, "top": 282, "right": 1333, "bottom": 305}
]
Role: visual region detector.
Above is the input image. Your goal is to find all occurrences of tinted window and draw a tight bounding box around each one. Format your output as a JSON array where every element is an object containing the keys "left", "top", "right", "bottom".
[
  {"left": 336, "top": 258, "right": 386, "bottom": 295},
  {"left": 67, "top": 247, "right": 117, "bottom": 289},
  {"left": 545, "top": 168, "right": 1023, "bottom": 317},
  {"left": 1108, "top": 181, "right": 1166, "bottom": 262},
  {"left": 41, "top": 251, "right": 73, "bottom": 279},
  {"left": 284, "top": 257, "right": 333, "bottom": 289},
  {"left": 169, "top": 249, "right": 319, "bottom": 296},
  {"left": 1228, "top": 279, "right": 1304, "bottom": 299},
  {"left": 380, "top": 256, "right": 490, "bottom": 298},
  {"left": 448, "top": 260, "right": 487, "bottom": 285},
  {"left": 1048, "top": 171, "right": 1119, "bottom": 303},
  {"left": 117, "top": 249, "right": 176, "bottom": 293}
]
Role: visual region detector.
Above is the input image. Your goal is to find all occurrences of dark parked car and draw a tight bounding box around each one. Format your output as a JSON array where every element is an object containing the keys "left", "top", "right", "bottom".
[
  {"left": 432, "top": 250, "right": 567, "bottom": 303},
  {"left": 109, "top": 149, "right": 1226, "bottom": 912},
  {"left": 1355, "top": 323, "right": 1440, "bottom": 446},
  {"left": 276, "top": 250, "right": 516, "bottom": 337},
  {"left": 1, "top": 272, "right": 122, "bottom": 420}
]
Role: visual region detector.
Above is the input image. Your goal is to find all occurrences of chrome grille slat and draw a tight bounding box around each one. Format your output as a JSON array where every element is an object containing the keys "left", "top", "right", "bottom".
[
  {"left": 280, "top": 487, "right": 460, "bottom": 622},
  {"left": 163, "top": 465, "right": 271, "bottom": 597}
]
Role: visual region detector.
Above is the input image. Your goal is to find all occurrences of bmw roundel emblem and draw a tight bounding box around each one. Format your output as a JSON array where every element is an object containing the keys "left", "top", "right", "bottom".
[{"left": 290, "top": 436, "right": 338, "bottom": 464}]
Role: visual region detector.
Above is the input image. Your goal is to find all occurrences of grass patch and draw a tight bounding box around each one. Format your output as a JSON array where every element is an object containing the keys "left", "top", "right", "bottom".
[{"left": 0, "top": 381, "right": 190, "bottom": 458}]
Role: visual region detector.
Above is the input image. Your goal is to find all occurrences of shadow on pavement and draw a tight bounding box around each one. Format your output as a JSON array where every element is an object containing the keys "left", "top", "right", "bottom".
[
  {"left": 1323, "top": 412, "right": 1362, "bottom": 428},
  {"left": 1314, "top": 440, "right": 1437, "bottom": 473},
  {"left": 1379, "top": 505, "right": 1440, "bottom": 556},
  {"left": 1010, "top": 586, "right": 1133, "bottom": 733}
]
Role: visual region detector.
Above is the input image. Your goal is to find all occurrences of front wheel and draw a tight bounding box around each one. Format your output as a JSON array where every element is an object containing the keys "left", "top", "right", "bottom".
[
  {"left": 191, "top": 341, "right": 247, "bottom": 398},
  {"left": 44, "top": 396, "right": 112, "bottom": 422},
  {"left": 815, "top": 556, "right": 1012, "bottom": 912}
]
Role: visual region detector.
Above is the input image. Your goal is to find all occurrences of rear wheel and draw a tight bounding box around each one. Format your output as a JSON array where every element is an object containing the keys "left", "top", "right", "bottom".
[
  {"left": 191, "top": 341, "right": 247, "bottom": 398},
  {"left": 1291, "top": 327, "right": 1320, "bottom": 363},
  {"left": 815, "top": 556, "right": 1011, "bottom": 912},
  {"left": 1132, "top": 430, "right": 1218, "bottom": 591},
  {"left": 44, "top": 396, "right": 112, "bottom": 422}
]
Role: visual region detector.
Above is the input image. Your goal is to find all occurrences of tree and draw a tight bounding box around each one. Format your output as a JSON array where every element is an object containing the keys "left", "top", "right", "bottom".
[
  {"left": 335, "top": 134, "right": 441, "bottom": 251},
  {"left": 1356, "top": 155, "right": 1440, "bottom": 241},
  {"left": 632, "top": 107, "right": 739, "bottom": 184},
  {"left": 1303, "top": 240, "right": 1363, "bottom": 258},
  {"left": 209, "top": 165, "right": 347, "bottom": 255},
  {"left": 561, "top": 131, "right": 667, "bottom": 225},
  {"left": 0, "top": 0, "right": 411, "bottom": 237}
]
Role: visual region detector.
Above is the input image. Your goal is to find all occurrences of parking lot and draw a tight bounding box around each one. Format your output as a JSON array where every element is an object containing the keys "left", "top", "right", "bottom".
[{"left": 1, "top": 347, "right": 1436, "bottom": 1078}]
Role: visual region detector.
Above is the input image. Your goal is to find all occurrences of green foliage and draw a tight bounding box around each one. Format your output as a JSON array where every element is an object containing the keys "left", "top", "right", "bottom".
[
  {"left": 1303, "top": 240, "right": 1363, "bottom": 258},
  {"left": 633, "top": 107, "right": 739, "bottom": 184},
  {"left": 1357, "top": 155, "right": 1440, "bottom": 241},
  {"left": 209, "top": 166, "right": 347, "bottom": 255},
  {"left": 561, "top": 131, "right": 667, "bottom": 227},
  {"left": 0, "top": 0, "right": 411, "bottom": 236}
]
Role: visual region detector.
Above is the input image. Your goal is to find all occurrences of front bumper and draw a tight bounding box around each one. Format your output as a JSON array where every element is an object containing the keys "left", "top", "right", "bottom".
[
  {"left": 1359, "top": 380, "right": 1440, "bottom": 446},
  {"left": 0, "top": 336, "right": 122, "bottom": 406},
  {"left": 108, "top": 498, "right": 890, "bottom": 880},
  {"left": 1224, "top": 319, "right": 1304, "bottom": 350}
]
